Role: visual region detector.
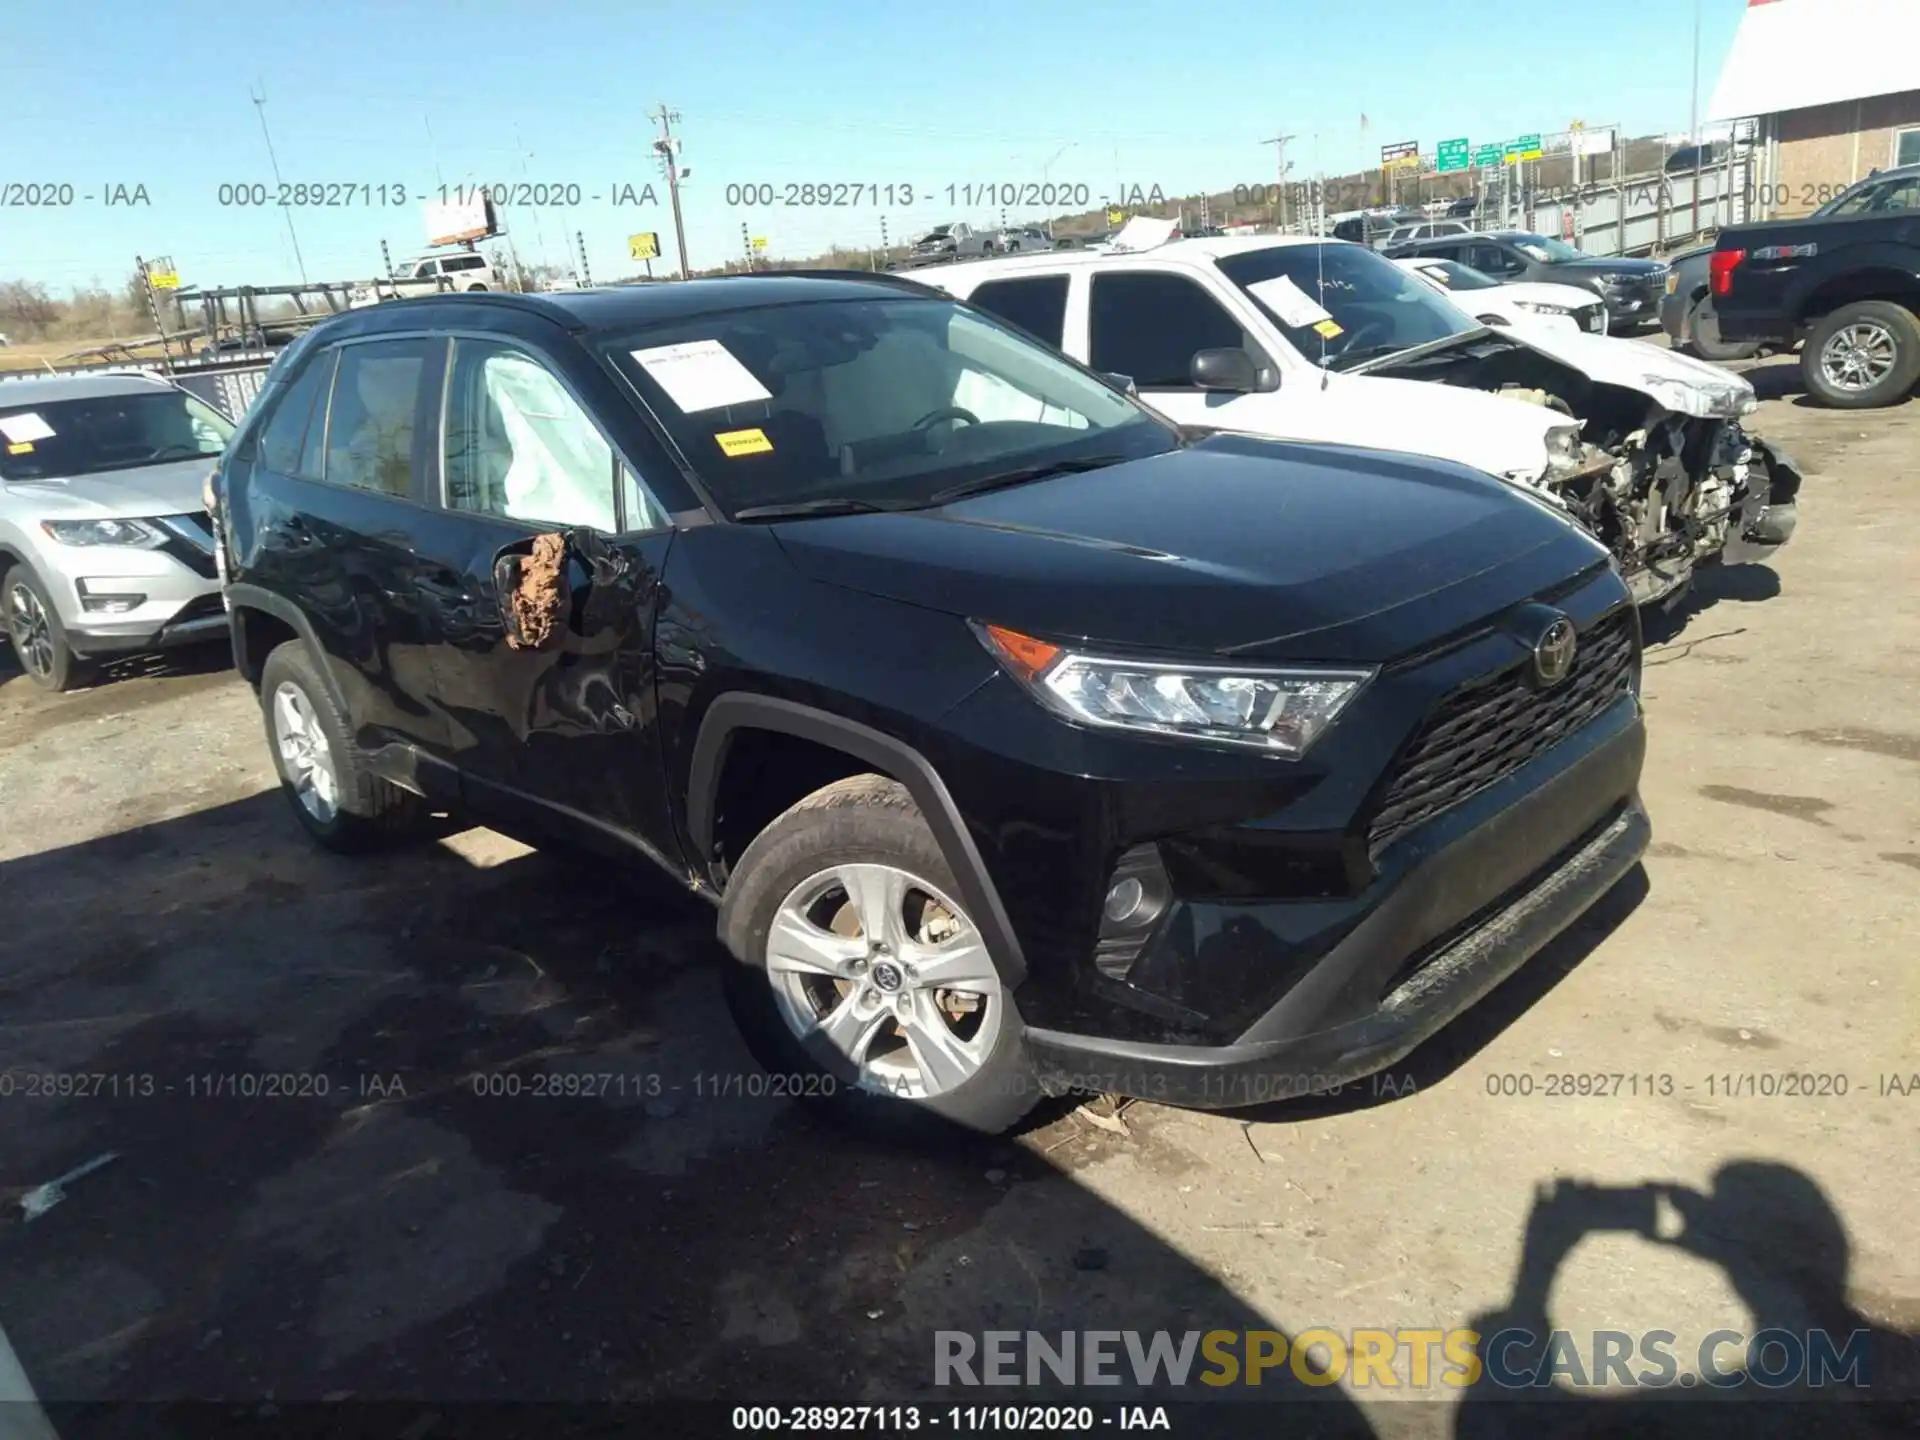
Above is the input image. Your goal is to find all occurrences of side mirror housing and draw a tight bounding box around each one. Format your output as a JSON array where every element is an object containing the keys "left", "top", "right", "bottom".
[
  {"left": 1101, "top": 371, "right": 1139, "bottom": 396},
  {"left": 1190, "top": 348, "right": 1265, "bottom": 393}
]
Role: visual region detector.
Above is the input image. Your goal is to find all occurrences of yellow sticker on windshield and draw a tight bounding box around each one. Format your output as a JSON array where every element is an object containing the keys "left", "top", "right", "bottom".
[
  {"left": 1313, "top": 319, "right": 1344, "bottom": 339},
  {"left": 714, "top": 427, "right": 773, "bottom": 457},
  {"left": 5, "top": 442, "right": 32, "bottom": 455}
]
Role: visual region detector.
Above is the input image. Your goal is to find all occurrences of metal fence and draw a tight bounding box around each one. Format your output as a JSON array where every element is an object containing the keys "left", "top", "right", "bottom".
[{"left": 1516, "top": 155, "right": 1752, "bottom": 258}]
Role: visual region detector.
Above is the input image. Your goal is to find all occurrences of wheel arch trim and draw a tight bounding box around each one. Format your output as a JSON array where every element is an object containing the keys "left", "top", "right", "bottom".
[
  {"left": 224, "top": 583, "right": 352, "bottom": 718},
  {"left": 688, "top": 693, "right": 1028, "bottom": 987}
]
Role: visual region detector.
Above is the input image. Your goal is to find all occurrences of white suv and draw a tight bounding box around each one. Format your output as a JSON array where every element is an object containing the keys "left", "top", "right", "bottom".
[{"left": 914, "top": 235, "right": 1794, "bottom": 606}]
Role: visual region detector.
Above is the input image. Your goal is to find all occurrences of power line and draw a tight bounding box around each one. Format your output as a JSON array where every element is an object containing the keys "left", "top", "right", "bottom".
[{"left": 249, "top": 83, "right": 308, "bottom": 286}]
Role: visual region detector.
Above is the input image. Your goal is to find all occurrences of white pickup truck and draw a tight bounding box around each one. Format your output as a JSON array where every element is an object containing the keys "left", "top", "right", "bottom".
[{"left": 915, "top": 233, "right": 1800, "bottom": 607}]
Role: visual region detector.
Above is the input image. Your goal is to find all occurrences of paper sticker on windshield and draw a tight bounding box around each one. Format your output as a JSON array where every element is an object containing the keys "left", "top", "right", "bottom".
[
  {"left": 630, "top": 339, "right": 772, "bottom": 414},
  {"left": 5, "top": 442, "right": 33, "bottom": 455},
  {"left": 0, "top": 412, "right": 56, "bottom": 444},
  {"left": 714, "top": 427, "right": 773, "bottom": 457},
  {"left": 1246, "top": 275, "right": 1333, "bottom": 329},
  {"left": 1313, "top": 319, "right": 1344, "bottom": 339}
]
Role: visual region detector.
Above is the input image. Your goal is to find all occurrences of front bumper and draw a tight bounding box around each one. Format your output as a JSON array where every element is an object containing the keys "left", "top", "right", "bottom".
[
  {"left": 39, "top": 534, "right": 225, "bottom": 657},
  {"left": 1023, "top": 699, "right": 1649, "bottom": 1108}
]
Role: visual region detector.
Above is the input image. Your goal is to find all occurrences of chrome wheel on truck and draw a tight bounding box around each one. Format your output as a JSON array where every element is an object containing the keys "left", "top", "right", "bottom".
[{"left": 1802, "top": 300, "right": 1920, "bottom": 409}]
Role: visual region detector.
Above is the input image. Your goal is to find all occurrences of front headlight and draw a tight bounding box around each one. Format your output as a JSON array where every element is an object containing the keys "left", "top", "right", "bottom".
[
  {"left": 975, "top": 622, "right": 1370, "bottom": 758},
  {"left": 1513, "top": 301, "right": 1572, "bottom": 317},
  {"left": 40, "top": 518, "right": 168, "bottom": 548}
]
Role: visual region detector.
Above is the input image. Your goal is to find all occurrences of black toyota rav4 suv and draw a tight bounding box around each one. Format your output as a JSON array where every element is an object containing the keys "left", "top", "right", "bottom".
[{"left": 210, "top": 274, "right": 1650, "bottom": 1133}]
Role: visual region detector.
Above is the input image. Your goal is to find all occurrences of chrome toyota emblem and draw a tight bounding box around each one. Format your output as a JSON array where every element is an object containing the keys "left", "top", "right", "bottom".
[
  {"left": 1533, "top": 617, "right": 1578, "bottom": 686},
  {"left": 871, "top": 961, "right": 905, "bottom": 993}
]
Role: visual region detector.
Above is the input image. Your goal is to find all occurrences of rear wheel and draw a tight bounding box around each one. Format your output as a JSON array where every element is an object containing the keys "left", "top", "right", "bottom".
[
  {"left": 1684, "top": 298, "right": 1760, "bottom": 362},
  {"left": 719, "top": 775, "right": 1040, "bottom": 1134},
  {"left": 1801, "top": 300, "right": 1920, "bottom": 409},
  {"left": 4, "top": 565, "right": 86, "bottom": 692},
  {"left": 258, "top": 640, "right": 426, "bottom": 852}
]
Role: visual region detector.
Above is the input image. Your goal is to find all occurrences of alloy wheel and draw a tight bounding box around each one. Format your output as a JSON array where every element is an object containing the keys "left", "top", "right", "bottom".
[
  {"left": 6, "top": 581, "right": 56, "bottom": 681},
  {"left": 1819, "top": 322, "right": 1897, "bottom": 393},
  {"left": 765, "top": 863, "right": 1002, "bottom": 1099},
  {"left": 271, "top": 680, "right": 340, "bottom": 822}
]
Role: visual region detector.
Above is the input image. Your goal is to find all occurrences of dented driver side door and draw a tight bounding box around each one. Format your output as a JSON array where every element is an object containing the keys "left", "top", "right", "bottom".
[{"left": 409, "top": 334, "right": 683, "bottom": 869}]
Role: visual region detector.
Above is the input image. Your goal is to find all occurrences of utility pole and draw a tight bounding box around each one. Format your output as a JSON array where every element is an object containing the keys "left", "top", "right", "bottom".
[
  {"left": 577, "top": 231, "right": 592, "bottom": 287},
  {"left": 250, "top": 83, "right": 308, "bottom": 285},
  {"left": 652, "top": 104, "right": 691, "bottom": 279},
  {"left": 1262, "top": 132, "right": 1294, "bottom": 230}
]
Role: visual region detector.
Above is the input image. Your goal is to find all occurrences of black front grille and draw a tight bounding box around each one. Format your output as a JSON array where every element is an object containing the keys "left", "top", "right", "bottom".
[
  {"left": 1366, "top": 610, "right": 1637, "bottom": 854},
  {"left": 151, "top": 511, "right": 218, "bottom": 579}
]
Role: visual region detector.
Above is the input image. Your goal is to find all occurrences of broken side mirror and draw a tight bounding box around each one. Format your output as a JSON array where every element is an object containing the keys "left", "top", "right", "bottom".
[
  {"left": 494, "top": 532, "right": 573, "bottom": 651},
  {"left": 1190, "top": 348, "right": 1263, "bottom": 393}
]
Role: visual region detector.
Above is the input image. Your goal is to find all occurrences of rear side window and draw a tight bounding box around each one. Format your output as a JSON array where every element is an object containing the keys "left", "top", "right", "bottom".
[
  {"left": 324, "top": 339, "right": 436, "bottom": 498},
  {"left": 968, "top": 276, "right": 1071, "bottom": 349},
  {"left": 445, "top": 255, "right": 485, "bottom": 272},
  {"left": 256, "top": 348, "right": 334, "bottom": 476},
  {"left": 1087, "top": 272, "right": 1249, "bottom": 389}
]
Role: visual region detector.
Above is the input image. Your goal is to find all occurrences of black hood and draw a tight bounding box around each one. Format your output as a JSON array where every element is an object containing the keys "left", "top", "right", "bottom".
[{"left": 769, "top": 434, "right": 1609, "bottom": 666}]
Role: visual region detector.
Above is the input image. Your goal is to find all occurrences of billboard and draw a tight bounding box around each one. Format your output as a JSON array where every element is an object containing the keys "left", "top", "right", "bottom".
[
  {"left": 424, "top": 192, "right": 500, "bottom": 247},
  {"left": 1380, "top": 140, "right": 1420, "bottom": 171}
]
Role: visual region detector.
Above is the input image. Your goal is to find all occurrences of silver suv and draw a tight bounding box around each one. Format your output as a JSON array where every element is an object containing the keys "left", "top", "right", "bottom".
[{"left": 1, "top": 372, "right": 234, "bottom": 690}]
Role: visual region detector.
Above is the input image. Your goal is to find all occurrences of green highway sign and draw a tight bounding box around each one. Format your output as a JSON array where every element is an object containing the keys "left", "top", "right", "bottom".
[
  {"left": 1504, "top": 132, "right": 1543, "bottom": 164},
  {"left": 1472, "top": 143, "right": 1503, "bottom": 167},
  {"left": 1436, "top": 137, "right": 1471, "bottom": 173}
]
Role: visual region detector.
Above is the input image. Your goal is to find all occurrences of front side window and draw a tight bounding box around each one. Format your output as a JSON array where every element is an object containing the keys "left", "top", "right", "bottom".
[
  {"left": 969, "top": 275, "right": 1070, "bottom": 349},
  {"left": 1087, "top": 272, "right": 1251, "bottom": 388},
  {"left": 324, "top": 339, "right": 435, "bottom": 498},
  {"left": 1216, "top": 243, "right": 1480, "bottom": 372},
  {"left": 445, "top": 341, "right": 661, "bottom": 532},
  {"left": 0, "top": 386, "right": 233, "bottom": 481},
  {"left": 604, "top": 295, "right": 1169, "bottom": 520}
]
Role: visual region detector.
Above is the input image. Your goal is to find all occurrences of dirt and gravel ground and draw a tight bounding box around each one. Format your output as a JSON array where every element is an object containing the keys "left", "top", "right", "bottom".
[{"left": 0, "top": 346, "right": 1914, "bottom": 1437}]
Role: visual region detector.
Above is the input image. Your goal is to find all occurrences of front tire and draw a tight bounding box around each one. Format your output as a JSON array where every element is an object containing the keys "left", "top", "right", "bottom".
[
  {"left": 4, "top": 565, "right": 86, "bottom": 692},
  {"left": 1801, "top": 300, "right": 1920, "bottom": 408},
  {"left": 718, "top": 775, "right": 1040, "bottom": 1135},
  {"left": 258, "top": 640, "right": 425, "bottom": 853}
]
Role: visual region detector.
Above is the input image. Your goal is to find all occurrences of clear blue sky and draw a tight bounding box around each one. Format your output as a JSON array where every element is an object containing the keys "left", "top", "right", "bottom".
[{"left": 1, "top": 0, "right": 1747, "bottom": 292}]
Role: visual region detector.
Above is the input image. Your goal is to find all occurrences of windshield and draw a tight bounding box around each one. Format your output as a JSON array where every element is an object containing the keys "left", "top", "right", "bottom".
[
  {"left": 1413, "top": 259, "right": 1500, "bottom": 292},
  {"left": 1216, "top": 243, "right": 1481, "bottom": 371},
  {"left": 0, "top": 388, "right": 234, "bottom": 481},
  {"left": 1509, "top": 233, "right": 1588, "bottom": 263},
  {"left": 1818, "top": 175, "right": 1920, "bottom": 217},
  {"left": 604, "top": 295, "right": 1171, "bottom": 519}
]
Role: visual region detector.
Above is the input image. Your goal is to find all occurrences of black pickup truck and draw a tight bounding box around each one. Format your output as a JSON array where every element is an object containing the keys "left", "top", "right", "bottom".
[{"left": 1711, "top": 164, "right": 1920, "bottom": 407}]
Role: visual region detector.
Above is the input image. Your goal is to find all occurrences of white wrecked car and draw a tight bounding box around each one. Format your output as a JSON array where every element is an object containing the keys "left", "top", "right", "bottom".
[{"left": 920, "top": 232, "right": 1799, "bottom": 607}]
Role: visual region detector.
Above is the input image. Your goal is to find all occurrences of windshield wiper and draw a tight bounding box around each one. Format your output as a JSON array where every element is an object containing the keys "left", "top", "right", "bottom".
[
  {"left": 144, "top": 443, "right": 215, "bottom": 462},
  {"left": 733, "top": 496, "right": 909, "bottom": 521},
  {"left": 927, "top": 454, "right": 1128, "bottom": 505}
]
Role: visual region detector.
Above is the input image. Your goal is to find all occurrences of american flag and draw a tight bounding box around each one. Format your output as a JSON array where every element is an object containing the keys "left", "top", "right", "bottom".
[{"left": 1360, "top": 113, "right": 1371, "bottom": 130}]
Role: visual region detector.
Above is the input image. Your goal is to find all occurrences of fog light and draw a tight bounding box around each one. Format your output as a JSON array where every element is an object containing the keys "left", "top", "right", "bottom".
[
  {"left": 76, "top": 580, "right": 147, "bottom": 614},
  {"left": 1094, "top": 844, "right": 1173, "bottom": 982},
  {"left": 1103, "top": 876, "right": 1146, "bottom": 924}
]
